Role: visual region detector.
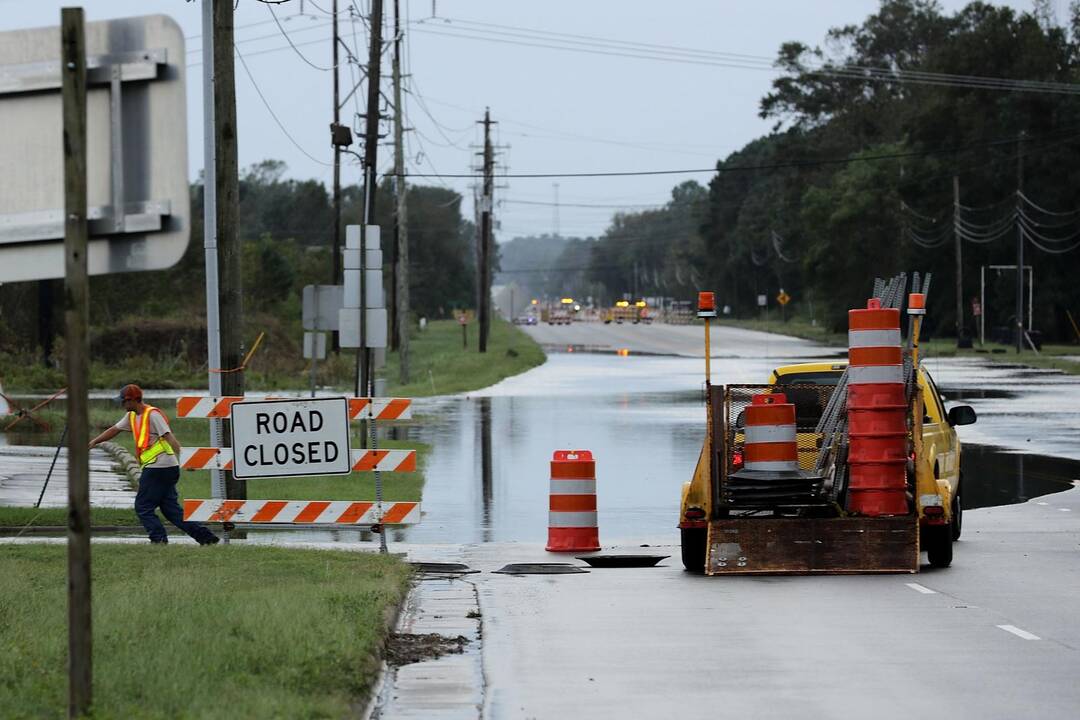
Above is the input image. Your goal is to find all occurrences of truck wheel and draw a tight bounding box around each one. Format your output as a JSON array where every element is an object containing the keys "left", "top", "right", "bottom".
[
  {"left": 925, "top": 526, "right": 953, "bottom": 568},
  {"left": 681, "top": 527, "right": 707, "bottom": 573},
  {"left": 951, "top": 482, "right": 963, "bottom": 541}
]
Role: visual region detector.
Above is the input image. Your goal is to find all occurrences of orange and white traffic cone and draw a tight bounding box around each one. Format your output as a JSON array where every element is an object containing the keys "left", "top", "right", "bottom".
[{"left": 546, "top": 450, "right": 600, "bottom": 552}]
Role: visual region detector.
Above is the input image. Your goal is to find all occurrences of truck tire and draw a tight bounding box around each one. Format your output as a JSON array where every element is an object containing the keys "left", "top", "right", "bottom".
[
  {"left": 925, "top": 525, "right": 953, "bottom": 568},
  {"left": 681, "top": 527, "right": 707, "bottom": 573},
  {"left": 951, "top": 481, "right": 963, "bottom": 541}
]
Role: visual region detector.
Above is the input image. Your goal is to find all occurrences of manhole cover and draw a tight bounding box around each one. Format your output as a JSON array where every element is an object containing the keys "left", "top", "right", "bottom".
[
  {"left": 409, "top": 562, "right": 479, "bottom": 574},
  {"left": 576, "top": 555, "right": 669, "bottom": 568},
  {"left": 493, "top": 563, "right": 589, "bottom": 575}
]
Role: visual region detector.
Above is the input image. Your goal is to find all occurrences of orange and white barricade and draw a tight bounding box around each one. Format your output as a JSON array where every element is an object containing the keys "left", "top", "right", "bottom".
[
  {"left": 183, "top": 499, "right": 420, "bottom": 525},
  {"left": 546, "top": 450, "right": 600, "bottom": 552},
  {"left": 176, "top": 395, "right": 411, "bottom": 421},
  {"left": 179, "top": 447, "right": 416, "bottom": 473}
]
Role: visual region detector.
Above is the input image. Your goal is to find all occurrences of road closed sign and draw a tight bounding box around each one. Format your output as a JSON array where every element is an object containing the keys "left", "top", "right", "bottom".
[{"left": 230, "top": 398, "right": 352, "bottom": 479}]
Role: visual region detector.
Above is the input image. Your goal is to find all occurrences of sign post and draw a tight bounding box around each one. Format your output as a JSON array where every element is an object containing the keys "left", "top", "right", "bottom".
[{"left": 61, "top": 9, "right": 92, "bottom": 717}]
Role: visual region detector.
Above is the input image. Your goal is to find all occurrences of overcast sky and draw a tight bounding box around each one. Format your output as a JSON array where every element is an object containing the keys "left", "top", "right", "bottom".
[{"left": 1, "top": 0, "right": 1054, "bottom": 240}]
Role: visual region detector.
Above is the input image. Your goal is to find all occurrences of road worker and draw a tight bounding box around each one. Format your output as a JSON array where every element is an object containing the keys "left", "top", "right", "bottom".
[{"left": 89, "top": 384, "right": 219, "bottom": 545}]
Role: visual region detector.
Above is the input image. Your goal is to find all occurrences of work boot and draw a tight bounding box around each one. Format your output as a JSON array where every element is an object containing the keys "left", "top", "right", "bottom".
[{"left": 199, "top": 535, "right": 220, "bottom": 546}]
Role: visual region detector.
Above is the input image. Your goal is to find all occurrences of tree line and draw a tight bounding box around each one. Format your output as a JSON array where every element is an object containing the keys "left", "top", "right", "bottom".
[{"left": 508, "top": 0, "right": 1080, "bottom": 340}]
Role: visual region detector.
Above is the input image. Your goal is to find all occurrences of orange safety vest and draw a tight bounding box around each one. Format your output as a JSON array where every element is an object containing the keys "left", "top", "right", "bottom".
[{"left": 129, "top": 406, "right": 175, "bottom": 467}]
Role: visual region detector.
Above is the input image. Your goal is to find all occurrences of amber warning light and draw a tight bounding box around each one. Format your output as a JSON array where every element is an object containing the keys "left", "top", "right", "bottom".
[{"left": 697, "top": 291, "right": 717, "bottom": 318}]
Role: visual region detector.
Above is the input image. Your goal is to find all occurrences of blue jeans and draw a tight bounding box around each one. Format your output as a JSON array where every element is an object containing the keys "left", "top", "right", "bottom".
[{"left": 134, "top": 465, "right": 218, "bottom": 544}]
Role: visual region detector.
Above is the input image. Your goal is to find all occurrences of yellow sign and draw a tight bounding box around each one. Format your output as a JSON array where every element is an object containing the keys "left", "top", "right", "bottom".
[
  {"left": 452, "top": 309, "right": 475, "bottom": 323},
  {"left": 776, "top": 290, "right": 791, "bottom": 306}
]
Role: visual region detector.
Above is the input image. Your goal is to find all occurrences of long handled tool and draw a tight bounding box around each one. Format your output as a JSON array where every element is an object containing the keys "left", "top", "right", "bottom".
[{"left": 34, "top": 424, "right": 68, "bottom": 508}]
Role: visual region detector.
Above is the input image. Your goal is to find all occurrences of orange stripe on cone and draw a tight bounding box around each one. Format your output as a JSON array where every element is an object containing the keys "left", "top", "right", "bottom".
[
  {"left": 848, "top": 307, "right": 901, "bottom": 330},
  {"left": 550, "top": 494, "right": 597, "bottom": 512},
  {"left": 744, "top": 405, "right": 797, "bottom": 426},
  {"left": 744, "top": 442, "right": 799, "bottom": 463},
  {"left": 849, "top": 346, "right": 903, "bottom": 366},
  {"left": 550, "top": 461, "right": 596, "bottom": 479}
]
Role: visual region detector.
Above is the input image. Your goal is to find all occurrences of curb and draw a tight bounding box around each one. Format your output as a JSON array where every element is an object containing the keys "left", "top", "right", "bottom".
[
  {"left": 361, "top": 567, "right": 414, "bottom": 720},
  {"left": 98, "top": 441, "right": 140, "bottom": 488}
]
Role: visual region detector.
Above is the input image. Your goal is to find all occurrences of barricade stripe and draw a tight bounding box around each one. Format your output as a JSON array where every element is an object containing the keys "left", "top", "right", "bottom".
[
  {"left": 550, "top": 462, "right": 596, "bottom": 479},
  {"left": 548, "top": 479, "right": 597, "bottom": 495},
  {"left": 209, "top": 500, "right": 245, "bottom": 522},
  {"left": 295, "top": 501, "right": 331, "bottom": 523},
  {"left": 336, "top": 502, "right": 375, "bottom": 523},
  {"left": 178, "top": 395, "right": 412, "bottom": 420},
  {"left": 550, "top": 494, "right": 597, "bottom": 512},
  {"left": 848, "top": 365, "right": 904, "bottom": 384},
  {"left": 744, "top": 442, "right": 799, "bottom": 463},
  {"left": 849, "top": 346, "right": 903, "bottom": 366},
  {"left": 548, "top": 511, "right": 598, "bottom": 528},
  {"left": 381, "top": 502, "right": 418, "bottom": 523},
  {"left": 848, "top": 329, "right": 902, "bottom": 347},
  {"left": 251, "top": 501, "right": 288, "bottom": 523},
  {"left": 744, "top": 425, "right": 797, "bottom": 444},
  {"left": 182, "top": 499, "right": 204, "bottom": 521},
  {"left": 352, "top": 450, "right": 389, "bottom": 471},
  {"left": 176, "top": 397, "right": 201, "bottom": 418},
  {"left": 394, "top": 453, "right": 417, "bottom": 472}
]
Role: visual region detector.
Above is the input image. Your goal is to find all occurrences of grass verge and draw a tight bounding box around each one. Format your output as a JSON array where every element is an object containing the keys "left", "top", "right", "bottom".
[{"left": 0, "top": 543, "right": 410, "bottom": 719}]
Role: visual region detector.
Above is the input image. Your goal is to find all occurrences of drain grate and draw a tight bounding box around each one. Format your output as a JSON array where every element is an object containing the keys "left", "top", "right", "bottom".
[
  {"left": 576, "top": 554, "right": 669, "bottom": 568},
  {"left": 493, "top": 563, "right": 589, "bottom": 575},
  {"left": 409, "top": 562, "right": 479, "bottom": 574}
]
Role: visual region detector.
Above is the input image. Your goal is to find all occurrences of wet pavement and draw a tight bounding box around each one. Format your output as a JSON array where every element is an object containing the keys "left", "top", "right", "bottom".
[{"left": 0, "top": 445, "right": 133, "bottom": 508}]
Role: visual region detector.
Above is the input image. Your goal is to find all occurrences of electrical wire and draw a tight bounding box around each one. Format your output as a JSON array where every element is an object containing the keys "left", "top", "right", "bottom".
[
  {"left": 906, "top": 227, "right": 951, "bottom": 249},
  {"left": 1021, "top": 225, "right": 1080, "bottom": 253},
  {"left": 267, "top": 3, "right": 339, "bottom": 71},
  {"left": 1017, "top": 190, "right": 1080, "bottom": 216},
  {"left": 235, "top": 45, "right": 334, "bottom": 167}
]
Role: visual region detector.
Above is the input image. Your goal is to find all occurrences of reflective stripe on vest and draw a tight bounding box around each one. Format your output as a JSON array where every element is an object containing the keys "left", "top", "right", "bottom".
[{"left": 129, "top": 406, "right": 175, "bottom": 467}]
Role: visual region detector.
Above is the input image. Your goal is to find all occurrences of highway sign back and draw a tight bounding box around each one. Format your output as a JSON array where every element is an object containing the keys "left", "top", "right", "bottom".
[
  {"left": 229, "top": 397, "right": 352, "bottom": 479},
  {"left": 0, "top": 14, "right": 189, "bottom": 282}
]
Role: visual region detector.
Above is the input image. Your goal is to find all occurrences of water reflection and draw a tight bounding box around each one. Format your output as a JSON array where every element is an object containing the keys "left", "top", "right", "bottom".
[{"left": 962, "top": 445, "right": 1077, "bottom": 509}]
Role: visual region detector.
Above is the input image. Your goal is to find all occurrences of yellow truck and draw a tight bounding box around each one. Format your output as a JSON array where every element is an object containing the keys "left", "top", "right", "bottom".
[{"left": 678, "top": 360, "right": 977, "bottom": 574}]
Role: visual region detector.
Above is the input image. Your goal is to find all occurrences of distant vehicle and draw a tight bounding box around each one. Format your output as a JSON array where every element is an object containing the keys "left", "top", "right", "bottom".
[{"left": 514, "top": 315, "right": 537, "bottom": 326}]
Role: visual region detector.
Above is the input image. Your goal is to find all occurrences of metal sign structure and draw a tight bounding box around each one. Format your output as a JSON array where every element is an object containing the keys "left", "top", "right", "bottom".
[
  {"left": 229, "top": 397, "right": 352, "bottom": 479},
  {"left": 0, "top": 14, "right": 189, "bottom": 282}
]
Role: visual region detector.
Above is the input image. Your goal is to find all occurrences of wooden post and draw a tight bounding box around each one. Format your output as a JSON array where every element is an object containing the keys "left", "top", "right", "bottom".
[
  {"left": 393, "top": 0, "right": 410, "bottom": 383},
  {"left": 61, "top": 8, "right": 91, "bottom": 717},
  {"left": 214, "top": 0, "right": 245, "bottom": 499}
]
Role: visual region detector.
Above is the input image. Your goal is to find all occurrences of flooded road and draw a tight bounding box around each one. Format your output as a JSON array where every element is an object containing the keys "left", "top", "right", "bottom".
[{"left": 395, "top": 351, "right": 1079, "bottom": 544}]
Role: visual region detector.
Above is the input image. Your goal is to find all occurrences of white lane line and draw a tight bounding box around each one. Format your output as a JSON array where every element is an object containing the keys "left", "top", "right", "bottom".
[
  {"left": 997, "top": 624, "right": 1040, "bottom": 640},
  {"left": 1059, "top": 508, "right": 1072, "bottom": 512},
  {"left": 1036, "top": 502, "right": 1049, "bottom": 506},
  {"left": 905, "top": 582, "right": 937, "bottom": 594}
]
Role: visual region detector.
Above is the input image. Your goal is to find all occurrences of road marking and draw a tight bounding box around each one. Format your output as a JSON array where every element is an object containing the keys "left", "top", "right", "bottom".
[
  {"left": 1036, "top": 502, "right": 1049, "bottom": 505},
  {"left": 1059, "top": 508, "right": 1072, "bottom": 512},
  {"left": 997, "top": 625, "right": 1040, "bottom": 640},
  {"left": 905, "top": 582, "right": 937, "bottom": 594}
]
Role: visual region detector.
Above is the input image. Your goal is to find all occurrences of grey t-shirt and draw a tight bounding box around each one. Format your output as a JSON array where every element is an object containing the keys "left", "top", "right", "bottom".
[{"left": 114, "top": 410, "right": 179, "bottom": 468}]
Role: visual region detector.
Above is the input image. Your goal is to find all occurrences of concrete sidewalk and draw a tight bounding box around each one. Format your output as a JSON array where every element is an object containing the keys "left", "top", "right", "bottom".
[{"left": 0, "top": 445, "right": 134, "bottom": 508}]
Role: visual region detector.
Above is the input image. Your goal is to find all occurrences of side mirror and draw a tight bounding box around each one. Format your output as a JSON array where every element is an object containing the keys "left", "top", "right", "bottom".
[{"left": 948, "top": 405, "right": 977, "bottom": 426}]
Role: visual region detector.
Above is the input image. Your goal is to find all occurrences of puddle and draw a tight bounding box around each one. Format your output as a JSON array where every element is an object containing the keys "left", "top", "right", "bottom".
[{"left": 962, "top": 445, "right": 1078, "bottom": 509}]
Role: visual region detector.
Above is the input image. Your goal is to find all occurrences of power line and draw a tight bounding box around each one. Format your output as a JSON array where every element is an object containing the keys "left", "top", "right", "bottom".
[
  {"left": 235, "top": 45, "right": 334, "bottom": 167},
  {"left": 266, "top": 3, "right": 340, "bottom": 71}
]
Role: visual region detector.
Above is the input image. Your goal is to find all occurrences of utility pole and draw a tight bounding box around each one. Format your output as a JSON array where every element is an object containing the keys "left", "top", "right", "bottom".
[
  {"left": 1016, "top": 135, "right": 1025, "bottom": 353},
  {"left": 392, "top": 0, "right": 410, "bottom": 383},
  {"left": 954, "top": 175, "right": 963, "bottom": 345},
  {"left": 478, "top": 108, "right": 494, "bottom": 353},
  {"left": 332, "top": 0, "right": 342, "bottom": 292},
  {"left": 214, "top": 0, "right": 245, "bottom": 499},
  {"left": 61, "top": 8, "right": 91, "bottom": 716},
  {"left": 358, "top": 0, "right": 384, "bottom": 396}
]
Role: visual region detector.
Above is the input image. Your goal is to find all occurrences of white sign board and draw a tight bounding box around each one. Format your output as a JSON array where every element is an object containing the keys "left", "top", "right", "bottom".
[
  {"left": 229, "top": 397, "right": 351, "bottom": 479},
  {"left": 0, "top": 14, "right": 190, "bottom": 281},
  {"left": 757, "top": 294, "right": 768, "bottom": 307}
]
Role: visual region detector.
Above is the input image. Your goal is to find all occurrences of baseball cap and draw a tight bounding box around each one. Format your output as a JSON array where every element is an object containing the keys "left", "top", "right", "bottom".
[{"left": 115, "top": 384, "right": 143, "bottom": 404}]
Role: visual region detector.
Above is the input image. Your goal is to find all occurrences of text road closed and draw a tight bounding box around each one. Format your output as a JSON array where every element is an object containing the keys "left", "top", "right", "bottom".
[{"left": 230, "top": 397, "right": 352, "bottom": 479}]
